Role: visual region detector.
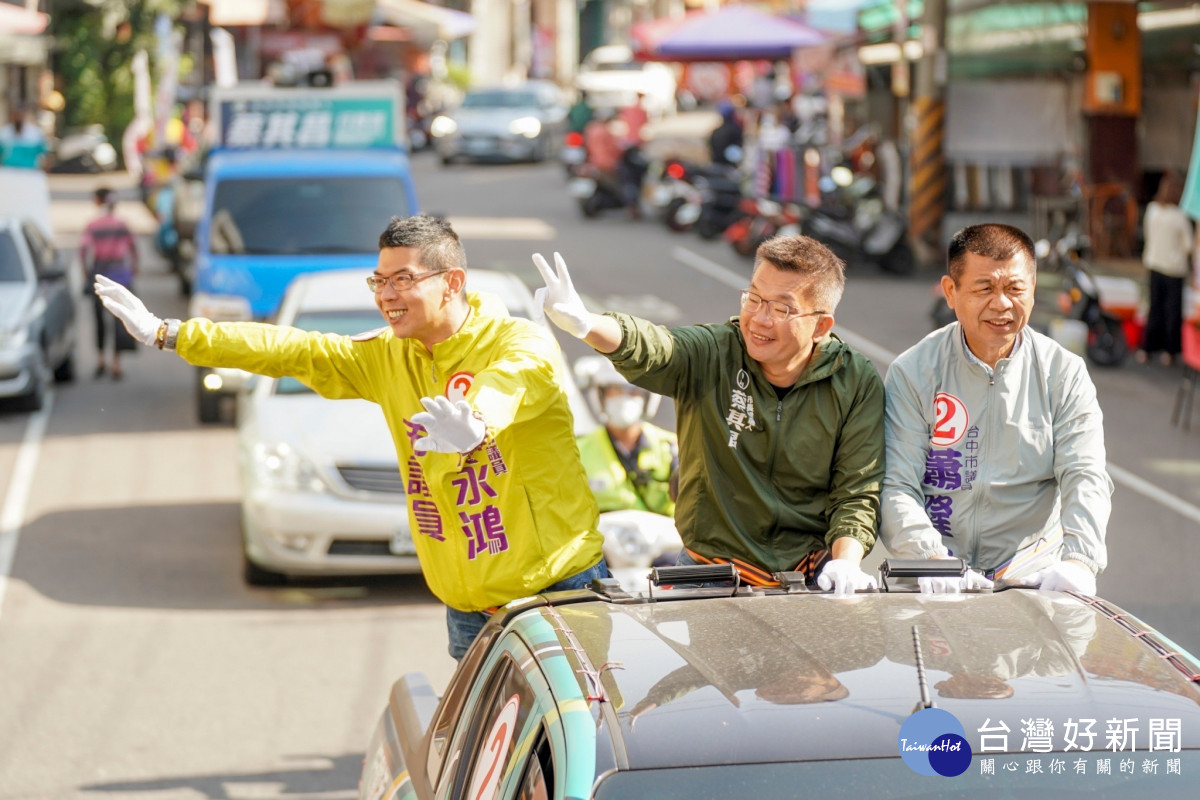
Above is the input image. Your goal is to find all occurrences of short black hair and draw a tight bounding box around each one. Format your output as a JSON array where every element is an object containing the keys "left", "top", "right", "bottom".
[
  {"left": 754, "top": 234, "right": 846, "bottom": 312},
  {"left": 94, "top": 187, "right": 115, "bottom": 205},
  {"left": 377, "top": 214, "right": 467, "bottom": 272},
  {"left": 947, "top": 223, "right": 1035, "bottom": 284}
]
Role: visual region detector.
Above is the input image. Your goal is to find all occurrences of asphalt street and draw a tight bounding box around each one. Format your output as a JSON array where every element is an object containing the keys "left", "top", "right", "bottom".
[{"left": 0, "top": 153, "right": 1197, "bottom": 799}]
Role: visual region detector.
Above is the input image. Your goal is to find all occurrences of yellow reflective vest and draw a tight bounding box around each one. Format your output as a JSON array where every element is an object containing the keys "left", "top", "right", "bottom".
[
  {"left": 576, "top": 423, "right": 676, "bottom": 515},
  {"left": 177, "top": 293, "right": 603, "bottom": 611}
]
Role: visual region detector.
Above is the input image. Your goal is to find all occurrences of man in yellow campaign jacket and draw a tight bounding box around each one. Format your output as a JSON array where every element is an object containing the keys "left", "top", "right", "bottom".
[{"left": 97, "top": 215, "right": 607, "bottom": 660}]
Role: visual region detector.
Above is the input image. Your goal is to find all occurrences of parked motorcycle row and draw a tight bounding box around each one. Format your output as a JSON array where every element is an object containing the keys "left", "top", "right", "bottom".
[{"left": 564, "top": 135, "right": 916, "bottom": 277}]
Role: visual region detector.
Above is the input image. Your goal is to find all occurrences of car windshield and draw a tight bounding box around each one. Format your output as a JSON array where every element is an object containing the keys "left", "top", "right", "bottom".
[
  {"left": 593, "top": 752, "right": 1200, "bottom": 799},
  {"left": 0, "top": 231, "right": 23, "bottom": 281},
  {"left": 208, "top": 177, "right": 408, "bottom": 256},
  {"left": 275, "top": 309, "right": 382, "bottom": 395},
  {"left": 461, "top": 90, "right": 539, "bottom": 109}
]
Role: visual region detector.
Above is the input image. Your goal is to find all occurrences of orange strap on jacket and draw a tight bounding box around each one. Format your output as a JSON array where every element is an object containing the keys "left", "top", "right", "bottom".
[{"left": 684, "top": 547, "right": 831, "bottom": 587}]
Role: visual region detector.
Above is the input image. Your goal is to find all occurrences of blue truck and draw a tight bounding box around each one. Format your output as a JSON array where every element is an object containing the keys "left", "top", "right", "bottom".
[{"left": 189, "top": 81, "right": 419, "bottom": 422}]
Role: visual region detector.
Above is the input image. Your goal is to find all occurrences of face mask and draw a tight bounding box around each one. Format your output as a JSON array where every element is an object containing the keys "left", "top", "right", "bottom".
[{"left": 604, "top": 395, "right": 645, "bottom": 429}]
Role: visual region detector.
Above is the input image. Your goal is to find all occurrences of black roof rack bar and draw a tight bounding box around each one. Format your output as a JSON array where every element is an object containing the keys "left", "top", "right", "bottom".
[
  {"left": 650, "top": 563, "right": 739, "bottom": 587},
  {"left": 878, "top": 558, "right": 966, "bottom": 591}
]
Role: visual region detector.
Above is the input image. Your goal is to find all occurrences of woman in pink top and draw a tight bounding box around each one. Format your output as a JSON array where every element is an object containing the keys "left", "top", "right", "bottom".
[{"left": 80, "top": 187, "right": 139, "bottom": 378}]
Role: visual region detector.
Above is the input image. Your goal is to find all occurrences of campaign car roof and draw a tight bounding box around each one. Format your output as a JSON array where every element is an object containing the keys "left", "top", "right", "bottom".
[{"left": 512, "top": 588, "right": 1200, "bottom": 771}]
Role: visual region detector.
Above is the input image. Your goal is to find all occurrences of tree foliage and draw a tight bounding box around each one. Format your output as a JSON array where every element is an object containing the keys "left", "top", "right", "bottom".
[{"left": 50, "top": 0, "right": 185, "bottom": 150}]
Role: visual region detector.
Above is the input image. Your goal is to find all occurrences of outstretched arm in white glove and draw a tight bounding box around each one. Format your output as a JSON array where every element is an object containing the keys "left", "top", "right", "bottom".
[
  {"left": 815, "top": 537, "right": 878, "bottom": 596},
  {"left": 531, "top": 252, "right": 623, "bottom": 353},
  {"left": 411, "top": 396, "right": 487, "bottom": 455},
  {"left": 94, "top": 275, "right": 162, "bottom": 346},
  {"left": 1032, "top": 559, "right": 1097, "bottom": 595},
  {"left": 918, "top": 568, "right": 994, "bottom": 595}
]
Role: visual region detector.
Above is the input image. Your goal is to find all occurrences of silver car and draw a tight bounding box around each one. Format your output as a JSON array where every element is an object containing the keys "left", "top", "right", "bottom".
[
  {"left": 0, "top": 217, "right": 76, "bottom": 411},
  {"left": 432, "top": 82, "right": 568, "bottom": 164},
  {"left": 235, "top": 267, "right": 596, "bottom": 585}
]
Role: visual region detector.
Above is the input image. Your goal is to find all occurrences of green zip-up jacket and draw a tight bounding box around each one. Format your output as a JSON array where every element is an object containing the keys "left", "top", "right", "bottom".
[{"left": 606, "top": 314, "right": 884, "bottom": 573}]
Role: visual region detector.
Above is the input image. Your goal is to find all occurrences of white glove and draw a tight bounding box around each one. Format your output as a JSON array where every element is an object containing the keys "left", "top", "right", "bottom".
[
  {"left": 411, "top": 397, "right": 487, "bottom": 455},
  {"left": 1033, "top": 560, "right": 1097, "bottom": 595},
  {"left": 816, "top": 559, "right": 878, "bottom": 596},
  {"left": 531, "top": 252, "right": 592, "bottom": 338},
  {"left": 94, "top": 274, "right": 161, "bottom": 346},
  {"left": 918, "top": 568, "right": 994, "bottom": 595}
]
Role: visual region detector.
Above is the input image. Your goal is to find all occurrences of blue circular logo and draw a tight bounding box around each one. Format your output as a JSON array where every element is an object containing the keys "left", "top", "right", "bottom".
[{"left": 898, "top": 708, "right": 972, "bottom": 777}]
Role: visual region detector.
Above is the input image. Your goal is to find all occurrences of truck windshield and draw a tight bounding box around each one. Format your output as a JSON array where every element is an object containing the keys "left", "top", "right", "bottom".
[
  {"left": 461, "top": 90, "right": 539, "bottom": 109},
  {"left": 0, "top": 231, "right": 22, "bottom": 282},
  {"left": 209, "top": 177, "right": 408, "bottom": 256}
]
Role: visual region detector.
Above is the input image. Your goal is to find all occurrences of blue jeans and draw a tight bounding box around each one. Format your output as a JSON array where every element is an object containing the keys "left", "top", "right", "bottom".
[{"left": 445, "top": 558, "right": 610, "bottom": 660}]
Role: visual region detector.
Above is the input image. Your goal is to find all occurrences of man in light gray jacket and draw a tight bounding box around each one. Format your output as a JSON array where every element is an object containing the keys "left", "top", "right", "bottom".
[{"left": 881, "top": 223, "right": 1112, "bottom": 594}]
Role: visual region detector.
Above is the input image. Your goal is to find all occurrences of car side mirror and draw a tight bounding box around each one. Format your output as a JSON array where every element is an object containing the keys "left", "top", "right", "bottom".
[{"left": 394, "top": 673, "right": 440, "bottom": 760}]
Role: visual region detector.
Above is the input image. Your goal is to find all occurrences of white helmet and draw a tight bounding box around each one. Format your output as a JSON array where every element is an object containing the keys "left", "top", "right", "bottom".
[{"left": 573, "top": 356, "right": 661, "bottom": 424}]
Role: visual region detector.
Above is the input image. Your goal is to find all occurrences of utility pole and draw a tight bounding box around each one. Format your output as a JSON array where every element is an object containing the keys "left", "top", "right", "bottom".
[{"left": 908, "top": 0, "right": 947, "bottom": 258}]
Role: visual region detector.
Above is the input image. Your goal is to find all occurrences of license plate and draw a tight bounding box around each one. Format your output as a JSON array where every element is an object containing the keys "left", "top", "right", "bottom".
[
  {"left": 568, "top": 177, "right": 597, "bottom": 198},
  {"left": 562, "top": 147, "right": 585, "bottom": 164},
  {"left": 466, "top": 138, "right": 496, "bottom": 152},
  {"left": 652, "top": 185, "right": 672, "bottom": 206},
  {"left": 389, "top": 526, "right": 416, "bottom": 556}
]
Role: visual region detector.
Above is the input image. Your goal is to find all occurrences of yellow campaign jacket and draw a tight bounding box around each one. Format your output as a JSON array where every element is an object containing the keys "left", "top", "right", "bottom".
[
  {"left": 576, "top": 423, "right": 677, "bottom": 516},
  {"left": 177, "top": 293, "right": 603, "bottom": 611}
]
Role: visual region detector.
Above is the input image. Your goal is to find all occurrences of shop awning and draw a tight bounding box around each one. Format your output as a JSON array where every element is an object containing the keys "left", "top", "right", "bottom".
[
  {"left": 376, "top": 0, "right": 476, "bottom": 42},
  {"left": 0, "top": 2, "right": 48, "bottom": 35}
]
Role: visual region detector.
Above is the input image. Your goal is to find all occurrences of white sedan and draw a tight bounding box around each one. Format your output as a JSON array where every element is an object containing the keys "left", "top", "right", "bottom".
[{"left": 235, "top": 267, "right": 597, "bottom": 585}]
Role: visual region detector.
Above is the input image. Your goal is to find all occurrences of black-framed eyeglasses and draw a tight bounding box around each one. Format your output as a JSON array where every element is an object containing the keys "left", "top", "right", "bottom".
[
  {"left": 740, "top": 290, "right": 826, "bottom": 322},
  {"left": 366, "top": 270, "right": 446, "bottom": 293}
]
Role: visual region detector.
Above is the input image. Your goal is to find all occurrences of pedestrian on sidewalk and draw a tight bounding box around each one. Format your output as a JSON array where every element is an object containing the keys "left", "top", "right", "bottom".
[
  {"left": 1137, "top": 171, "right": 1193, "bottom": 366},
  {"left": 80, "top": 187, "right": 139, "bottom": 379}
]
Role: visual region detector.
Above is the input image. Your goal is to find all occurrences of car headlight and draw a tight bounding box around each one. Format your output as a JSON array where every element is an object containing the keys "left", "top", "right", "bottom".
[
  {"left": 189, "top": 292, "right": 252, "bottom": 322},
  {"left": 598, "top": 520, "right": 655, "bottom": 568},
  {"left": 430, "top": 115, "right": 457, "bottom": 138},
  {"left": 0, "top": 326, "right": 29, "bottom": 350},
  {"left": 508, "top": 116, "right": 542, "bottom": 138},
  {"left": 251, "top": 442, "right": 329, "bottom": 493}
]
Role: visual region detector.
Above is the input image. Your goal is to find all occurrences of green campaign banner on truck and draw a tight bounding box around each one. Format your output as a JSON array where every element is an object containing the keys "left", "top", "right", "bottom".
[{"left": 211, "top": 81, "right": 404, "bottom": 150}]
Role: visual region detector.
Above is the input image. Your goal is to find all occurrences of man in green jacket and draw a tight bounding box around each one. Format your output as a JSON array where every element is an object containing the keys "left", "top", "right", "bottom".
[{"left": 534, "top": 235, "right": 884, "bottom": 595}]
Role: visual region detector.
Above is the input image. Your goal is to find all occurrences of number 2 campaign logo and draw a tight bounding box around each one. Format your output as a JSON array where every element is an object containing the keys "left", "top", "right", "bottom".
[
  {"left": 899, "top": 708, "right": 973, "bottom": 777},
  {"left": 932, "top": 392, "right": 968, "bottom": 448}
]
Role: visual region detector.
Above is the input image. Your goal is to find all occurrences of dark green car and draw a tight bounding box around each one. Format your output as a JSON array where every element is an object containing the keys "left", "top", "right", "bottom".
[{"left": 358, "top": 563, "right": 1200, "bottom": 799}]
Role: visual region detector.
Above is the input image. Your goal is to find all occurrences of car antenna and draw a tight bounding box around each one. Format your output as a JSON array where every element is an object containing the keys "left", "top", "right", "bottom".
[{"left": 912, "top": 625, "right": 936, "bottom": 712}]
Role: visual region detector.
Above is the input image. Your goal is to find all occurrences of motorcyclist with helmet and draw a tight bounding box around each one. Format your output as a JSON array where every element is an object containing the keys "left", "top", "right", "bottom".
[{"left": 575, "top": 358, "right": 677, "bottom": 516}]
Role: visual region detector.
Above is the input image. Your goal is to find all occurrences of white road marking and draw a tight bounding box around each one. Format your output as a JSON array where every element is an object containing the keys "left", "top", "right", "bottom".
[
  {"left": 670, "top": 243, "right": 1200, "bottom": 523},
  {"left": 448, "top": 216, "right": 556, "bottom": 240},
  {"left": 1107, "top": 464, "right": 1200, "bottom": 526},
  {"left": 0, "top": 391, "right": 53, "bottom": 622}
]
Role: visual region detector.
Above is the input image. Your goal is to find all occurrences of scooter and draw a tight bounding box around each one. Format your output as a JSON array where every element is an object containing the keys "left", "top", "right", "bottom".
[
  {"left": 568, "top": 164, "right": 627, "bottom": 218},
  {"left": 561, "top": 131, "right": 586, "bottom": 177},
  {"left": 694, "top": 165, "right": 746, "bottom": 240},
  {"left": 725, "top": 196, "right": 806, "bottom": 258},
  {"left": 800, "top": 172, "right": 915, "bottom": 275},
  {"left": 597, "top": 509, "right": 682, "bottom": 593},
  {"left": 49, "top": 125, "right": 118, "bottom": 173},
  {"left": 1046, "top": 236, "right": 1128, "bottom": 367}
]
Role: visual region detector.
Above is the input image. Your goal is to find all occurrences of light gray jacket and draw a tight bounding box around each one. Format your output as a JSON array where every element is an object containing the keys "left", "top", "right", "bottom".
[{"left": 880, "top": 324, "right": 1111, "bottom": 579}]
